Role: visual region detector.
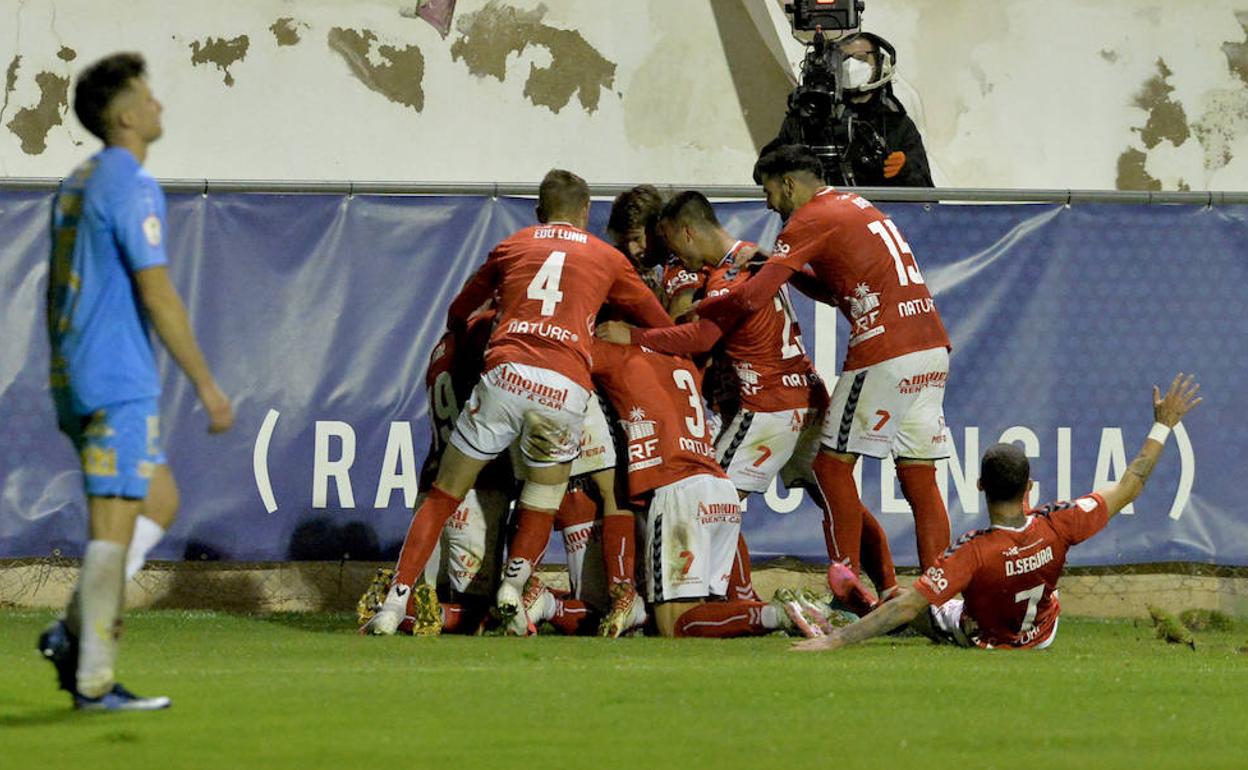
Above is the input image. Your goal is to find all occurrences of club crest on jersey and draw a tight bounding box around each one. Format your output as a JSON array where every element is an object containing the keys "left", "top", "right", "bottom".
[
  {"left": 846, "top": 282, "right": 884, "bottom": 346},
  {"left": 622, "top": 407, "right": 661, "bottom": 471},
  {"left": 143, "top": 214, "right": 162, "bottom": 247}
]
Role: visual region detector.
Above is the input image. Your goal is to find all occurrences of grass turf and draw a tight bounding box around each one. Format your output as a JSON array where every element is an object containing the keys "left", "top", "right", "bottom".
[{"left": 2, "top": 610, "right": 1247, "bottom": 769}]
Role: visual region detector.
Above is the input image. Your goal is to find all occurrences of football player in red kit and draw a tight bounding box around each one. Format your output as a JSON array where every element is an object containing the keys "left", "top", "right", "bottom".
[
  {"left": 364, "top": 170, "right": 673, "bottom": 635},
  {"left": 697, "top": 144, "right": 954, "bottom": 593},
  {"left": 795, "top": 374, "right": 1202, "bottom": 651}
]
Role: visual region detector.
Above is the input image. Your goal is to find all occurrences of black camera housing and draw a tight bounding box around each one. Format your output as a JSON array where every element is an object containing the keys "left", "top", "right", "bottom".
[{"left": 785, "top": 0, "right": 864, "bottom": 32}]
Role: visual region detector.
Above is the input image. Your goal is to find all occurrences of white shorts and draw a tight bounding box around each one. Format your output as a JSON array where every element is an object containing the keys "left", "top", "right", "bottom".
[
  {"left": 643, "top": 474, "right": 742, "bottom": 603},
  {"left": 570, "top": 394, "right": 616, "bottom": 477},
  {"left": 822, "top": 347, "right": 950, "bottom": 460},
  {"left": 715, "top": 407, "right": 821, "bottom": 493},
  {"left": 927, "top": 599, "right": 1060, "bottom": 650},
  {"left": 451, "top": 363, "right": 591, "bottom": 467}
]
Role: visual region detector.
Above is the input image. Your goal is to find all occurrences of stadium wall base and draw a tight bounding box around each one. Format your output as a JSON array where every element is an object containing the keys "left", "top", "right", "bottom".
[{"left": 2, "top": 560, "right": 1245, "bottom": 619}]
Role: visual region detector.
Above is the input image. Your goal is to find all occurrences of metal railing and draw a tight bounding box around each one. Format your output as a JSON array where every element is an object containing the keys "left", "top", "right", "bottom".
[{"left": 1, "top": 177, "right": 1246, "bottom": 204}]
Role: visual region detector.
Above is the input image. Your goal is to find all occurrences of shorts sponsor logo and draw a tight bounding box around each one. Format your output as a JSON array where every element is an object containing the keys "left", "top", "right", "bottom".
[
  {"left": 897, "top": 297, "right": 936, "bottom": 318},
  {"left": 697, "top": 501, "right": 742, "bottom": 525},
  {"left": 1004, "top": 546, "right": 1054, "bottom": 576},
  {"left": 81, "top": 445, "right": 117, "bottom": 477},
  {"left": 505, "top": 318, "right": 579, "bottom": 344},
  {"left": 897, "top": 371, "right": 948, "bottom": 394},
  {"left": 564, "top": 524, "right": 600, "bottom": 554},
  {"left": 490, "top": 366, "right": 569, "bottom": 409}
]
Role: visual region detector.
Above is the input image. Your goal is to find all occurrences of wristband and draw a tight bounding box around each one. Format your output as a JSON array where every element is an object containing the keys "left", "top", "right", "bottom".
[{"left": 1147, "top": 422, "right": 1171, "bottom": 445}]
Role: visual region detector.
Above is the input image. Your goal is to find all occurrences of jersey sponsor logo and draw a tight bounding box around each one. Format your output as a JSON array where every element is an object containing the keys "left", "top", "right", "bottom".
[
  {"left": 1004, "top": 546, "right": 1054, "bottom": 576},
  {"left": 773, "top": 239, "right": 791, "bottom": 257},
  {"left": 621, "top": 407, "right": 656, "bottom": 440},
  {"left": 679, "top": 436, "right": 716, "bottom": 458},
  {"left": 696, "top": 501, "right": 742, "bottom": 525},
  {"left": 1000, "top": 539, "right": 1046, "bottom": 558},
  {"left": 143, "top": 214, "right": 162, "bottom": 247},
  {"left": 490, "top": 366, "right": 569, "bottom": 410},
  {"left": 897, "top": 297, "right": 936, "bottom": 318},
  {"left": 533, "top": 226, "right": 588, "bottom": 244},
  {"left": 845, "top": 282, "right": 884, "bottom": 346},
  {"left": 897, "top": 371, "right": 948, "bottom": 394},
  {"left": 922, "top": 565, "right": 948, "bottom": 593},
  {"left": 504, "top": 318, "right": 580, "bottom": 344},
  {"left": 1076, "top": 497, "right": 1098, "bottom": 513}
]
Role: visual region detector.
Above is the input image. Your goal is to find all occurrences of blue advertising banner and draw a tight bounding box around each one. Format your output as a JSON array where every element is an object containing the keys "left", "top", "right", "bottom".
[{"left": 2, "top": 191, "right": 1244, "bottom": 566}]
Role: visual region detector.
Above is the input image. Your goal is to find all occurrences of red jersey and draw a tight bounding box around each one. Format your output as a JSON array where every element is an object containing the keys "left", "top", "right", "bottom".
[
  {"left": 706, "top": 240, "right": 819, "bottom": 412},
  {"left": 914, "top": 493, "right": 1111, "bottom": 649},
  {"left": 771, "top": 188, "right": 950, "bottom": 370},
  {"left": 589, "top": 339, "right": 726, "bottom": 501},
  {"left": 447, "top": 223, "right": 672, "bottom": 391},
  {"left": 662, "top": 258, "right": 705, "bottom": 308}
]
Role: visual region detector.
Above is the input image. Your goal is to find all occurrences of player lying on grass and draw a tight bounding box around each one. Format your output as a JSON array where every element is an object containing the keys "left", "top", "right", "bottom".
[{"left": 794, "top": 373, "right": 1202, "bottom": 652}]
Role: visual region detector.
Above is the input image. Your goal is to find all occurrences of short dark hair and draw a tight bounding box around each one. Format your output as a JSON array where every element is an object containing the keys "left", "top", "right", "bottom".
[
  {"left": 658, "top": 190, "right": 721, "bottom": 232},
  {"left": 74, "top": 52, "right": 147, "bottom": 142},
  {"left": 606, "top": 184, "right": 663, "bottom": 246},
  {"left": 752, "top": 144, "right": 825, "bottom": 185},
  {"left": 980, "top": 443, "right": 1031, "bottom": 503},
  {"left": 537, "top": 169, "right": 590, "bottom": 224}
]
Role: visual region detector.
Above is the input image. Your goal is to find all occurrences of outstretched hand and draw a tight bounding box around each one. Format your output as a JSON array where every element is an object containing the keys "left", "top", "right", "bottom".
[
  {"left": 791, "top": 633, "right": 845, "bottom": 653},
  {"left": 1153, "top": 373, "right": 1202, "bottom": 427}
]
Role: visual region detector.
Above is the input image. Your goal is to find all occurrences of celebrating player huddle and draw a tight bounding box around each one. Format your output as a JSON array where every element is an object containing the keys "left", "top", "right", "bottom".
[{"left": 39, "top": 51, "right": 1205, "bottom": 714}]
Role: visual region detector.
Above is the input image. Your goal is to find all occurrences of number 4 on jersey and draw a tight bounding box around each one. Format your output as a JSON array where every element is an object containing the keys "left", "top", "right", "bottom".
[{"left": 528, "top": 250, "right": 566, "bottom": 316}]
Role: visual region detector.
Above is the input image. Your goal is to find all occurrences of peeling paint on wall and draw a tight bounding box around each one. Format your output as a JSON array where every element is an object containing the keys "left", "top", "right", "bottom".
[
  {"left": 270, "top": 18, "right": 304, "bottom": 47},
  {"left": 328, "top": 28, "right": 425, "bottom": 112},
  {"left": 57, "top": 47, "right": 76, "bottom": 62},
  {"left": 451, "top": 1, "right": 615, "bottom": 114},
  {"left": 1222, "top": 12, "right": 1248, "bottom": 85},
  {"left": 6, "top": 71, "right": 69, "bottom": 155},
  {"left": 2, "top": 56, "right": 20, "bottom": 123},
  {"left": 1133, "top": 59, "right": 1190, "bottom": 149},
  {"left": 1115, "top": 147, "right": 1160, "bottom": 191},
  {"left": 189, "top": 36, "right": 250, "bottom": 86}
]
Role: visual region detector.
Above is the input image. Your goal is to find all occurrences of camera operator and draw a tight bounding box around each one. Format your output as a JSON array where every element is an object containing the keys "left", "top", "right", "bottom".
[{"left": 765, "top": 32, "right": 933, "bottom": 188}]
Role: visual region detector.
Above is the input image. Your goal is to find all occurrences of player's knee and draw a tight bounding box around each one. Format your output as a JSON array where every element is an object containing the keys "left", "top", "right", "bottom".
[{"left": 519, "top": 480, "right": 568, "bottom": 512}]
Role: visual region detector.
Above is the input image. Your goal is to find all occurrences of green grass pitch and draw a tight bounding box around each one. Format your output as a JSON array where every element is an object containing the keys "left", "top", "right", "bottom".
[{"left": 2, "top": 610, "right": 1246, "bottom": 769}]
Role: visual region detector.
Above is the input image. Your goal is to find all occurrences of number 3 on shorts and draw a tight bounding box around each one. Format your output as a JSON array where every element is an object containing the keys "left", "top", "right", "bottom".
[{"left": 528, "top": 250, "right": 566, "bottom": 316}]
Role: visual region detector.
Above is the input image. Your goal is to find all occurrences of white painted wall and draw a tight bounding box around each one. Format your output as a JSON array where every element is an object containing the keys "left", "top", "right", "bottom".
[{"left": 1, "top": 0, "right": 1245, "bottom": 189}]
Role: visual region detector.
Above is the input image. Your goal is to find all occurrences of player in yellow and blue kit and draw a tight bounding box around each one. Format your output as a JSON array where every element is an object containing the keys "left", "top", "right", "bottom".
[{"left": 39, "top": 53, "right": 234, "bottom": 711}]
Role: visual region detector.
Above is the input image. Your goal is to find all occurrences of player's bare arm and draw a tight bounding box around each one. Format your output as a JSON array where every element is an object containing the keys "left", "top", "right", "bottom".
[
  {"left": 1096, "top": 373, "right": 1202, "bottom": 517},
  {"left": 792, "top": 586, "right": 929, "bottom": 652},
  {"left": 134, "top": 266, "right": 233, "bottom": 433}
]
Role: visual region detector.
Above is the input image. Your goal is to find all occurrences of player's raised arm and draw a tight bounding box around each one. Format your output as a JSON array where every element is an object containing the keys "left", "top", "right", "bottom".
[
  {"left": 1095, "top": 373, "right": 1202, "bottom": 518},
  {"left": 134, "top": 267, "right": 232, "bottom": 433}
]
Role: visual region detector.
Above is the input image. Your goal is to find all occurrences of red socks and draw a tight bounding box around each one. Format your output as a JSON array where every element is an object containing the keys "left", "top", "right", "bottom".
[
  {"left": 727, "top": 534, "right": 761, "bottom": 602},
  {"left": 859, "top": 511, "right": 898, "bottom": 594},
  {"left": 601, "top": 514, "right": 636, "bottom": 588},
  {"left": 394, "top": 487, "right": 463, "bottom": 586},
  {"left": 509, "top": 506, "right": 555, "bottom": 566},
  {"left": 897, "top": 463, "right": 950, "bottom": 570},
  {"left": 673, "top": 601, "right": 768, "bottom": 638},
  {"left": 811, "top": 453, "right": 866, "bottom": 571}
]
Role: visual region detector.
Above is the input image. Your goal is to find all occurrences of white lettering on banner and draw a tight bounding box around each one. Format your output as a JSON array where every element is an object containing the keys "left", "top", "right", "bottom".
[
  {"left": 313, "top": 421, "right": 356, "bottom": 509},
  {"left": 253, "top": 408, "right": 280, "bottom": 513},
  {"left": 374, "top": 422, "right": 419, "bottom": 509},
  {"left": 1093, "top": 427, "right": 1133, "bottom": 515}
]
